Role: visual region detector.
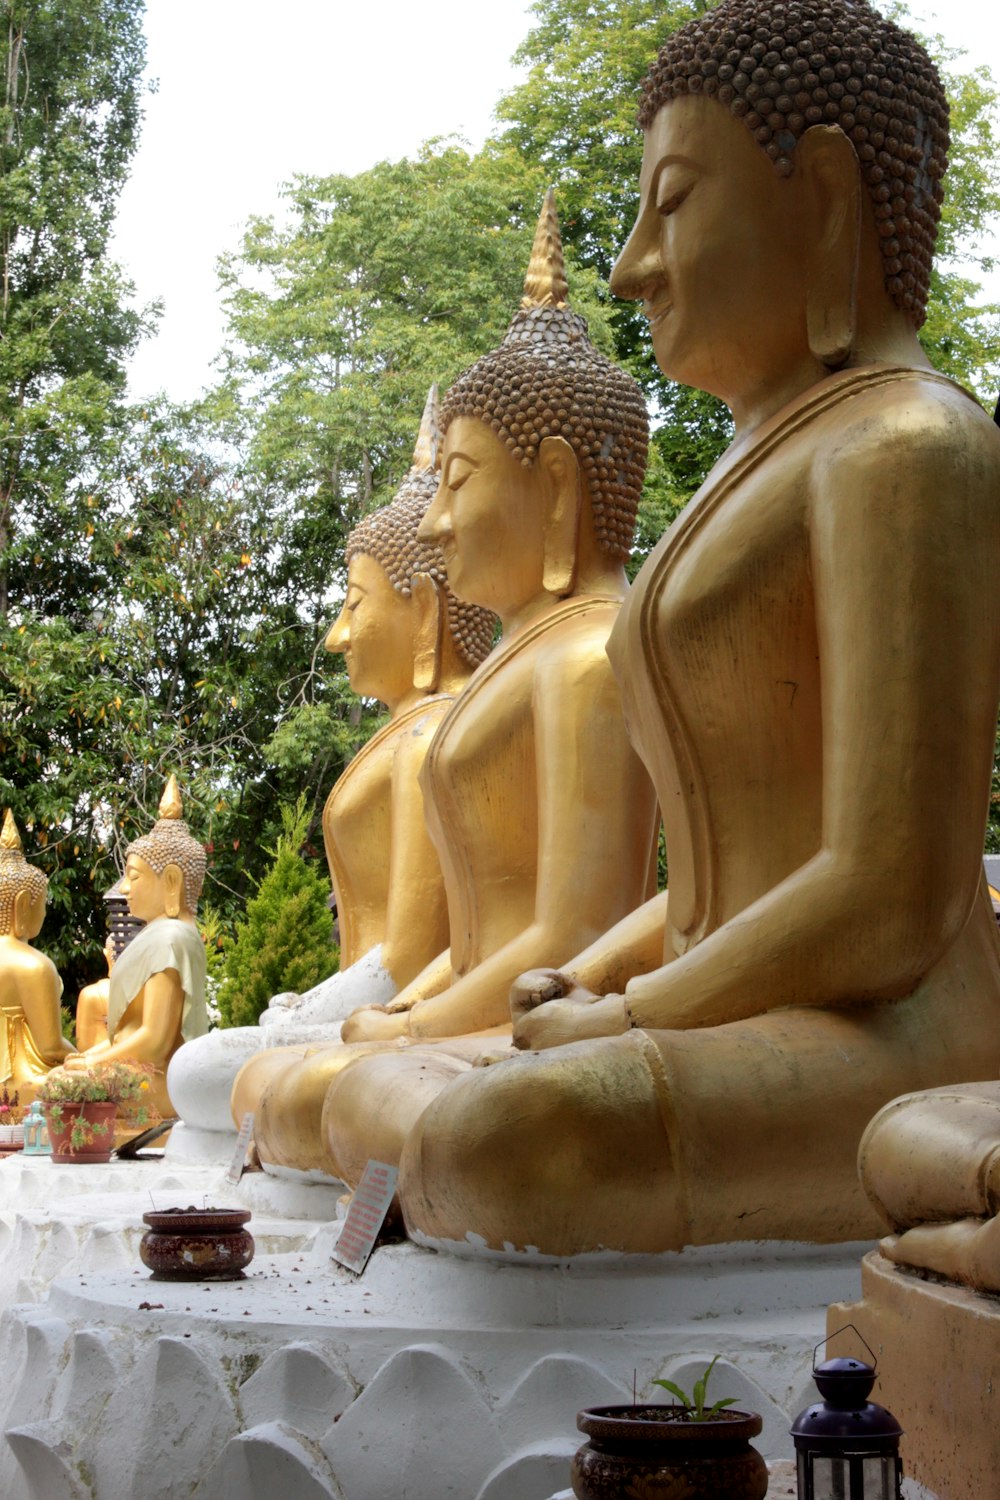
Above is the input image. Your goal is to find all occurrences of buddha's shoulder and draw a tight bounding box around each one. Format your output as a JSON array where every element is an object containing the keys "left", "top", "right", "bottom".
[
  {"left": 531, "top": 598, "right": 625, "bottom": 688},
  {"left": 0, "top": 940, "right": 59, "bottom": 981},
  {"left": 822, "top": 369, "right": 999, "bottom": 463},
  {"left": 533, "top": 596, "right": 623, "bottom": 655}
]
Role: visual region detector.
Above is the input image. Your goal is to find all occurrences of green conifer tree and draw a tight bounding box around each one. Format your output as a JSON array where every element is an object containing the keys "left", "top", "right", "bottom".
[{"left": 216, "top": 797, "right": 337, "bottom": 1028}]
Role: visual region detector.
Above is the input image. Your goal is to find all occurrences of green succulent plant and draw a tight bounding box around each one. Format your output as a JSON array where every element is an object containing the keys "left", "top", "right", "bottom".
[{"left": 652, "top": 1356, "right": 738, "bottom": 1422}]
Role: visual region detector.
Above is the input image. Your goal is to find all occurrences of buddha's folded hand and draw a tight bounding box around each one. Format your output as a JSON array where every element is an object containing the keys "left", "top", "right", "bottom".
[
  {"left": 512, "top": 988, "right": 629, "bottom": 1051},
  {"left": 341, "top": 1005, "right": 410, "bottom": 1043},
  {"left": 509, "top": 969, "right": 586, "bottom": 1018}
]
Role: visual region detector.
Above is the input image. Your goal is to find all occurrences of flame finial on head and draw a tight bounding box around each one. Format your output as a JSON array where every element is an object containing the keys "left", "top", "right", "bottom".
[
  {"left": 158, "top": 774, "right": 183, "bottom": 822},
  {"left": 1, "top": 809, "right": 22, "bottom": 854},
  {"left": 521, "top": 188, "right": 569, "bottom": 311},
  {"left": 411, "top": 384, "right": 442, "bottom": 472}
]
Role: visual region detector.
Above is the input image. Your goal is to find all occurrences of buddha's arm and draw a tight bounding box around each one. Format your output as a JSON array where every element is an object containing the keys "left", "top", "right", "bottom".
[
  {"left": 562, "top": 891, "right": 668, "bottom": 992},
  {"left": 621, "top": 400, "right": 1000, "bottom": 1032},
  {"left": 87, "top": 968, "right": 184, "bottom": 1064},
  {"left": 380, "top": 717, "right": 452, "bottom": 988},
  {"left": 407, "top": 640, "right": 657, "bottom": 1040}
]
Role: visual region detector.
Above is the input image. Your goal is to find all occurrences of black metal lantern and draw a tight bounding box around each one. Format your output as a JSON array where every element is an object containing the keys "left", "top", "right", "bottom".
[{"left": 791, "top": 1329, "right": 903, "bottom": 1500}]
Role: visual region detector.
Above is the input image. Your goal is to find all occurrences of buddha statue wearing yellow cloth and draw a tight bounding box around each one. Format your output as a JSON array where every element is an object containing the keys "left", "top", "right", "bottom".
[
  {"left": 0, "top": 810, "right": 75, "bottom": 1096},
  {"left": 392, "top": 0, "right": 1000, "bottom": 1258},
  {"left": 63, "top": 776, "right": 207, "bottom": 1118},
  {"left": 241, "top": 194, "right": 659, "bottom": 1181}
]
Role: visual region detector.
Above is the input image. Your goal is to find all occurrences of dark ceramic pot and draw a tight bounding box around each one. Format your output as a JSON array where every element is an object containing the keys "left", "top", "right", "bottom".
[
  {"left": 44, "top": 1101, "right": 118, "bottom": 1164},
  {"left": 571, "top": 1405, "right": 768, "bottom": 1500},
  {"left": 140, "top": 1207, "right": 254, "bottom": 1280}
]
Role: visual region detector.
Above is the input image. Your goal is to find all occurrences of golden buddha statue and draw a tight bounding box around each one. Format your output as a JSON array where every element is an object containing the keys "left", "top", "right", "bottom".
[
  {"left": 242, "top": 193, "right": 659, "bottom": 1181},
  {"left": 265, "top": 385, "right": 496, "bottom": 1025},
  {"left": 394, "top": 0, "right": 1000, "bottom": 1258},
  {"left": 0, "top": 810, "right": 75, "bottom": 1097},
  {"left": 75, "top": 965, "right": 111, "bottom": 1052},
  {"left": 854, "top": 1081, "right": 1000, "bottom": 1292},
  {"left": 63, "top": 776, "right": 208, "bottom": 1118},
  {"left": 210, "top": 395, "right": 498, "bottom": 1145}
]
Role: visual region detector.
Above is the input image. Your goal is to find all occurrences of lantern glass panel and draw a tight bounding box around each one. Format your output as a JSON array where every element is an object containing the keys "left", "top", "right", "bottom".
[
  {"left": 861, "top": 1456, "right": 900, "bottom": 1500},
  {"left": 809, "top": 1456, "right": 848, "bottom": 1500}
]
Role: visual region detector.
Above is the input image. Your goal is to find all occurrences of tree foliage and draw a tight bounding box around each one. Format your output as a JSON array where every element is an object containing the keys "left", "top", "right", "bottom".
[
  {"left": 215, "top": 796, "right": 337, "bottom": 1029},
  {"left": 0, "top": 0, "right": 153, "bottom": 618}
]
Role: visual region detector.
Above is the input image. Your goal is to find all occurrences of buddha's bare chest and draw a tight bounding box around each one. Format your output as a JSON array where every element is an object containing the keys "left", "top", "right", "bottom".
[
  {"left": 326, "top": 744, "right": 393, "bottom": 860},
  {"left": 426, "top": 652, "right": 538, "bottom": 881}
]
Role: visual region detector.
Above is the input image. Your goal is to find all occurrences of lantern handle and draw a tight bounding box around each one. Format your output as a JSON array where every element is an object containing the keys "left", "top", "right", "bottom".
[{"left": 812, "top": 1323, "right": 878, "bottom": 1373}]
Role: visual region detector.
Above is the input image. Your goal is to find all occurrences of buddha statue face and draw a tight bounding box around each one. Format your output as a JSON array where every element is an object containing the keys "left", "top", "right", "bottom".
[
  {"left": 326, "top": 553, "right": 420, "bottom": 708},
  {"left": 120, "top": 852, "right": 185, "bottom": 925},
  {"left": 611, "top": 94, "right": 817, "bottom": 407},
  {"left": 612, "top": 0, "right": 947, "bottom": 420},
  {"left": 121, "top": 777, "right": 206, "bottom": 920},
  {"left": 422, "top": 416, "right": 559, "bottom": 619},
  {"left": 428, "top": 193, "right": 649, "bottom": 620}
]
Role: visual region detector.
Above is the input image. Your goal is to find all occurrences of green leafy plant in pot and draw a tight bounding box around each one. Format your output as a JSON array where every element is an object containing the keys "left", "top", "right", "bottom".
[
  {"left": 36, "top": 1061, "right": 157, "bottom": 1163},
  {"left": 572, "top": 1357, "right": 768, "bottom": 1500}
]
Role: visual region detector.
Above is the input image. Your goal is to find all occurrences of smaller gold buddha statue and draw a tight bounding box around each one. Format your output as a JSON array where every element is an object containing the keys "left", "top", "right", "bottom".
[
  {"left": 269, "top": 384, "right": 496, "bottom": 1020},
  {"left": 0, "top": 810, "right": 75, "bottom": 1098},
  {"left": 176, "top": 392, "right": 496, "bottom": 1153},
  {"left": 63, "top": 776, "right": 207, "bottom": 1118},
  {"left": 245, "top": 192, "right": 659, "bottom": 1184}
]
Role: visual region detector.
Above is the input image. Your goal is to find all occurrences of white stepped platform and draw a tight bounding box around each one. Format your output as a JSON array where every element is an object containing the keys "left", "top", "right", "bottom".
[
  {"left": 0, "top": 1168, "right": 874, "bottom": 1500},
  {"left": 0, "top": 1155, "right": 344, "bottom": 1318}
]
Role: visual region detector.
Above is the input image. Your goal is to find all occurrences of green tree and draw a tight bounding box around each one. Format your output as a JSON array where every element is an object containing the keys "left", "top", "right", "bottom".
[
  {"left": 0, "top": 0, "right": 153, "bottom": 619},
  {"left": 216, "top": 796, "right": 337, "bottom": 1029},
  {"left": 920, "top": 52, "right": 1000, "bottom": 400},
  {"left": 211, "top": 142, "right": 616, "bottom": 612},
  {"left": 0, "top": 396, "right": 379, "bottom": 993}
]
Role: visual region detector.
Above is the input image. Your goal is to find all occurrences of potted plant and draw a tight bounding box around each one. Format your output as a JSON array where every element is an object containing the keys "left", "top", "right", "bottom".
[
  {"left": 572, "top": 1357, "right": 768, "bottom": 1500},
  {"left": 0, "top": 1084, "right": 23, "bottom": 1150},
  {"left": 36, "top": 1061, "right": 157, "bottom": 1164}
]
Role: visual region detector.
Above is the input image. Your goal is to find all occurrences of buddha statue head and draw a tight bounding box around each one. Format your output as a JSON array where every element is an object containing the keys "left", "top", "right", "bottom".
[
  {"left": 423, "top": 191, "right": 649, "bottom": 623},
  {"left": 327, "top": 386, "right": 496, "bottom": 706},
  {"left": 121, "top": 776, "right": 207, "bottom": 923},
  {"left": 0, "top": 811, "right": 47, "bottom": 942},
  {"left": 610, "top": 0, "right": 947, "bottom": 419}
]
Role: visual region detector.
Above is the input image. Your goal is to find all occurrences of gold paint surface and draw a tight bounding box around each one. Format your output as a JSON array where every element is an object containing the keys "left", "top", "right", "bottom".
[
  {"left": 0, "top": 813, "right": 74, "bottom": 1096},
  {"left": 396, "top": 66, "right": 1000, "bottom": 1255},
  {"left": 520, "top": 187, "right": 568, "bottom": 309}
]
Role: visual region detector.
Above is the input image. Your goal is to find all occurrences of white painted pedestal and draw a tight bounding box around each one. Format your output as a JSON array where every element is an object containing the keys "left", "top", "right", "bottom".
[{"left": 0, "top": 1159, "right": 873, "bottom": 1500}]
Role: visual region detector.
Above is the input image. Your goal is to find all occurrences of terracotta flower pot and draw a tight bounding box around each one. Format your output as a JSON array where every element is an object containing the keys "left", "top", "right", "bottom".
[
  {"left": 140, "top": 1207, "right": 254, "bottom": 1280},
  {"left": 44, "top": 1101, "right": 118, "bottom": 1164},
  {"left": 572, "top": 1404, "right": 768, "bottom": 1500}
]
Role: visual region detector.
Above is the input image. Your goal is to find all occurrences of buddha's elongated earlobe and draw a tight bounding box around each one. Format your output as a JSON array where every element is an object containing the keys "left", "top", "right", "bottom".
[
  {"left": 539, "top": 435, "right": 581, "bottom": 597},
  {"left": 12, "top": 889, "right": 30, "bottom": 941},
  {"left": 163, "top": 863, "right": 184, "bottom": 920},
  {"left": 411, "top": 573, "right": 443, "bottom": 693},
  {"left": 800, "top": 125, "right": 862, "bottom": 369}
]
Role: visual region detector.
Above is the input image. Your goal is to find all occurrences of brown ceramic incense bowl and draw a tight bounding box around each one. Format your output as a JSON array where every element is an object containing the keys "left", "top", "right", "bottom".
[{"left": 140, "top": 1206, "right": 254, "bottom": 1281}]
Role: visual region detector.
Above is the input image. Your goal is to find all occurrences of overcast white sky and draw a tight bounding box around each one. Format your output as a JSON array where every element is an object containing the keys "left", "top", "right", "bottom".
[{"left": 110, "top": 0, "right": 1000, "bottom": 405}]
